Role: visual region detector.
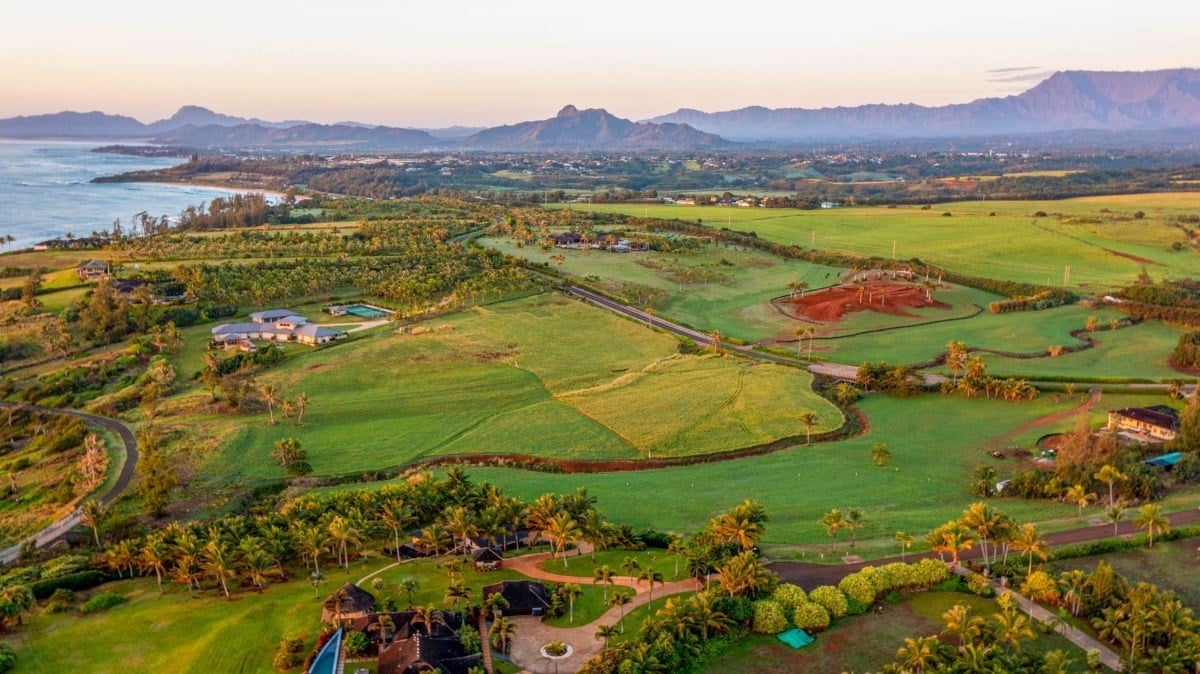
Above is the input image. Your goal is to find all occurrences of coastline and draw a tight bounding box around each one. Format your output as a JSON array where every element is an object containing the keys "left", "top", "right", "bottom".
[{"left": 140, "top": 180, "right": 293, "bottom": 201}]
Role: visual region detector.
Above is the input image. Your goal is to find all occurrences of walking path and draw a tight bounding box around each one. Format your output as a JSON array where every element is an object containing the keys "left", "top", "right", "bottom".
[
  {"left": 498, "top": 546, "right": 699, "bottom": 673},
  {"left": 953, "top": 567, "right": 1123, "bottom": 671},
  {"left": 0, "top": 402, "right": 139, "bottom": 564}
]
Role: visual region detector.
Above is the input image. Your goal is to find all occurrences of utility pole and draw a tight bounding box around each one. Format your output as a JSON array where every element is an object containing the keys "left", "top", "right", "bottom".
[
  {"left": 1063, "top": 265, "right": 1071, "bottom": 287},
  {"left": 811, "top": 230, "right": 816, "bottom": 246},
  {"left": 892, "top": 240, "right": 897, "bottom": 260}
]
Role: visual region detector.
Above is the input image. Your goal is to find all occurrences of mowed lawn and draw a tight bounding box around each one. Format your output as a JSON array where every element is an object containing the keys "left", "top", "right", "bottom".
[
  {"left": 193, "top": 293, "right": 840, "bottom": 480},
  {"left": 1, "top": 555, "right": 532, "bottom": 674},
  {"left": 459, "top": 394, "right": 1088, "bottom": 552},
  {"left": 704, "top": 592, "right": 1087, "bottom": 673},
  {"left": 484, "top": 236, "right": 843, "bottom": 342},
  {"left": 555, "top": 193, "right": 1200, "bottom": 291}
]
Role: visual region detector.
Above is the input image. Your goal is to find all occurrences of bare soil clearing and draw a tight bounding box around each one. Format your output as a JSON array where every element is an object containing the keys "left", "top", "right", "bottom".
[{"left": 786, "top": 281, "right": 950, "bottom": 322}]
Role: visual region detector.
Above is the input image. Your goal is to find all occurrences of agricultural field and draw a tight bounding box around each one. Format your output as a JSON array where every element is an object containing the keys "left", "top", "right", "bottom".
[
  {"left": 554, "top": 193, "right": 1200, "bottom": 291},
  {"left": 704, "top": 592, "right": 1087, "bottom": 673},
  {"left": 482, "top": 235, "right": 843, "bottom": 342},
  {"left": 175, "top": 293, "right": 841, "bottom": 485},
  {"left": 434, "top": 394, "right": 1119, "bottom": 555}
]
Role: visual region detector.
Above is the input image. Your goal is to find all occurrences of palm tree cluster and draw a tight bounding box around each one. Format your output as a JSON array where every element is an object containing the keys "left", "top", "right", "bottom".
[
  {"left": 924, "top": 502, "right": 1048, "bottom": 572},
  {"left": 65, "top": 468, "right": 619, "bottom": 604},
  {"left": 881, "top": 596, "right": 1071, "bottom": 673},
  {"left": 938, "top": 349, "right": 1036, "bottom": 402}
]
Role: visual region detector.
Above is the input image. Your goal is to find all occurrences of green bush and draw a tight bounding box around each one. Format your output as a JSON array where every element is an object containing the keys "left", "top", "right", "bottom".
[
  {"left": 914, "top": 559, "right": 950, "bottom": 588},
  {"left": 838, "top": 573, "right": 878, "bottom": 606},
  {"left": 845, "top": 598, "right": 869, "bottom": 616},
  {"left": 808, "top": 586, "right": 849, "bottom": 619},
  {"left": 80, "top": 593, "right": 126, "bottom": 614},
  {"left": 934, "top": 577, "right": 969, "bottom": 594},
  {"left": 967, "top": 573, "right": 992, "bottom": 597},
  {"left": 0, "top": 643, "right": 15, "bottom": 673},
  {"left": 31, "top": 570, "right": 113, "bottom": 599},
  {"left": 273, "top": 634, "right": 307, "bottom": 672},
  {"left": 343, "top": 630, "right": 370, "bottom": 656},
  {"left": 771, "top": 584, "right": 807, "bottom": 612},
  {"left": 752, "top": 599, "right": 789, "bottom": 634},
  {"left": 792, "top": 601, "right": 831, "bottom": 632},
  {"left": 45, "top": 588, "right": 76, "bottom": 613}
]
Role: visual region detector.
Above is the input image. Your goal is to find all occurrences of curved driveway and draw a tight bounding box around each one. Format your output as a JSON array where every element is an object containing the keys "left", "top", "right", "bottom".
[{"left": 0, "top": 402, "right": 138, "bottom": 563}]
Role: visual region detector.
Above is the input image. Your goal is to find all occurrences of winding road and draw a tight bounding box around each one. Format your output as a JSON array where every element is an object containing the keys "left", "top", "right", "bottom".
[{"left": 0, "top": 402, "right": 138, "bottom": 564}]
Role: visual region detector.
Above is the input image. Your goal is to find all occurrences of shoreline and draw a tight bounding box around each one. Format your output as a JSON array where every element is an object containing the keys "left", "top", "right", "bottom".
[{"left": 140, "top": 180, "right": 293, "bottom": 201}]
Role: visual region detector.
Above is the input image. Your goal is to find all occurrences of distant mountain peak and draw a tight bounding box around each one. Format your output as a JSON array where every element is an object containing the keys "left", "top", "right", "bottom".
[
  {"left": 556, "top": 105, "right": 581, "bottom": 118},
  {"left": 462, "top": 106, "right": 730, "bottom": 150}
]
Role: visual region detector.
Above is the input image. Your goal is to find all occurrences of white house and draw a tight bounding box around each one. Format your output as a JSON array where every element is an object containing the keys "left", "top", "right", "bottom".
[{"left": 211, "top": 309, "right": 346, "bottom": 348}]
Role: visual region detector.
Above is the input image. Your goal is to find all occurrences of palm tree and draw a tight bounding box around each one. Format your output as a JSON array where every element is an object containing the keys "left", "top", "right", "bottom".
[
  {"left": 544, "top": 512, "right": 582, "bottom": 568},
  {"left": 1011, "top": 523, "right": 1048, "bottom": 575},
  {"left": 294, "top": 524, "right": 328, "bottom": 575},
  {"left": 244, "top": 549, "right": 275, "bottom": 591},
  {"left": 687, "top": 592, "right": 729, "bottom": 641},
  {"left": 941, "top": 604, "right": 985, "bottom": 646},
  {"left": 716, "top": 551, "right": 773, "bottom": 598},
  {"left": 139, "top": 535, "right": 171, "bottom": 595},
  {"left": 327, "top": 515, "right": 362, "bottom": 571},
  {"left": 442, "top": 506, "right": 479, "bottom": 558},
  {"left": 821, "top": 509, "right": 845, "bottom": 550},
  {"left": 800, "top": 411, "right": 817, "bottom": 444},
  {"left": 666, "top": 536, "right": 686, "bottom": 578},
  {"left": 1134, "top": 503, "right": 1169, "bottom": 547},
  {"left": 489, "top": 616, "right": 517, "bottom": 655},
  {"left": 593, "top": 565, "right": 615, "bottom": 603},
  {"left": 444, "top": 581, "right": 471, "bottom": 611},
  {"left": 960, "top": 502, "right": 1001, "bottom": 567},
  {"left": 80, "top": 500, "right": 108, "bottom": 548},
  {"left": 1094, "top": 465, "right": 1126, "bottom": 505},
  {"left": 294, "top": 391, "right": 309, "bottom": 426},
  {"left": 894, "top": 531, "right": 913, "bottom": 562},
  {"left": 379, "top": 499, "right": 413, "bottom": 563},
  {"left": 844, "top": 508, "right": 866, "bottom": 547},
  {"left": 896, "top": 635, "right": 941, "bottom": 673},
  {"left": 638, "top": 567, "right": 665, "bottom": 600},
  {"left": 710, "top": 512, "right": 763, "bottom": 551},
  {"left": 260, "top": 383, "right": 280, "bottom": 425},
  {"left": 620, "top": 556, "right": 641, "bottom": 580},
  {"left": 933, "top": 520, "right": 975, "bottom": 567},
  {"left": 609, "top": 591, "right": 632, "bottom": 632},
  {"left": 419, "top": 523, "right": 452, "bottom": 557},
  {"left": 203, "top": 539, "right": 237, "bottom": 599},
  {"left": 991, "top": 607, "right": 1035, "bottom": 655},
  {"left": 1105, "top": 500, "right": 1127, "bottom": 537},
  {"left": 561, "top": 582, "right": 582, "bottom": 623},
  {"left": 595, "top": 623, "right": 619, "bottom": 651},
  {"left": 1065, "top": 484, "right": 1097, "bottom": 521}
]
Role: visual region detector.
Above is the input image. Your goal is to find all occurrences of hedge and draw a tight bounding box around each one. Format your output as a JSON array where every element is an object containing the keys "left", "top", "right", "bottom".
[
  {"left": 80, "top": 593, "right": 126, "bottom": 614},
  {"left": 808, "top": 586, "right": 849, "bottom": 619},
  {"left": 792, "top": 601, "right": 831, "bottom": 632},
  {"left": 31, "top": 570, "right": 114, "bottom": 599},
  {"left": 771, "top": 584, "right": 808, "bottom": 613},
  {"left": 752, "top": 599, "right": 789, "bottom": 634}
]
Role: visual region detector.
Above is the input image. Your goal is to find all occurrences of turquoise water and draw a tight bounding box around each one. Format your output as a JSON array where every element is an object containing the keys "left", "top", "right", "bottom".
[{"left": 0, "top": 139, "right": 240, "bottom": 248}]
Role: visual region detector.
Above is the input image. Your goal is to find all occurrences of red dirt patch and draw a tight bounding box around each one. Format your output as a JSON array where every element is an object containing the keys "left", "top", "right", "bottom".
[{"left": 787, "top": 281, "right": 949, "bottom": 322}]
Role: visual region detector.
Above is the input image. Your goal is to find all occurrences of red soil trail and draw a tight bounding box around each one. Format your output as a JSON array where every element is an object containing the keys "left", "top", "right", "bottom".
[
  {"left": 985, "top": 387, "right": 1102, "bottom": 451},
  {"left": 787, "top": 281, "right": 949, "bottom": 322}
]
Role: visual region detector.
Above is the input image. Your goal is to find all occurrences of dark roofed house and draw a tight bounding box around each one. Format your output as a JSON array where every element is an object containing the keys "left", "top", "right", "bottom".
[
  {"left": 1108, "top": 406, "right": 1180, "bottom": 443},
  {"left": 483, "top": 580, "right": 550, "bottom": 616},
  {"left": 471, "top": 547, "right": 503, "bottom": 571},
  {"left": 322, "top": 583, "right": 376, "bottom": 625},
  {"left": 377, "top": 634, "right": 481, "bottom": 674}
]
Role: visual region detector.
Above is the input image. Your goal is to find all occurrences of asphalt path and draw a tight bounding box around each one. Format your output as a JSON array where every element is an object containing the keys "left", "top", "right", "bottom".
[{"left": 0, "top": 402, "right": 138, "bottom": 563}]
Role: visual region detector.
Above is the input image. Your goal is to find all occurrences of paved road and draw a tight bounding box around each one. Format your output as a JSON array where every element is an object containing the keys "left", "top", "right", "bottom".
[
  {"left": 565, "top": 285, "right": 946, "bottom": 385},
  {"left": 0, "top": 403, "right": 138, "bottom": 564},
  {"left": 770, "top": 507, "right": 1200, "bottom": 588}
]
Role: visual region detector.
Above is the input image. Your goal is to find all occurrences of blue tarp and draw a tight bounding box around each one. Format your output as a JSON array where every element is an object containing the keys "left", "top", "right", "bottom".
[
  {"left": 307, "top": 628, "right": 342, "bottom": 674},
  {"left": 1145, "top": 452, "right": 1183, "bottom": 468},
  {"left": 777, "top": 628, "right": 815, "bottom": 649}
]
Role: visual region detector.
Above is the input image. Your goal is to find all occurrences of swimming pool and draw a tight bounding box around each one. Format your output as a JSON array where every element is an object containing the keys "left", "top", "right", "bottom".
[{"left": 345, "top": 304, "right": 390, "bottom": 319}]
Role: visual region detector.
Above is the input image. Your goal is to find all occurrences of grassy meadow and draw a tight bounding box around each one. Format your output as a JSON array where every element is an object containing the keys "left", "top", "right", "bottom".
[
  {"left": 483, "top": 235, "right": 843, "bottom": 342},
  {"left": 174, "top": 293, "right": 841, "bottom": 484},
  {"left": 553, "top": 193, "right": 1200, "bottom": 291}
]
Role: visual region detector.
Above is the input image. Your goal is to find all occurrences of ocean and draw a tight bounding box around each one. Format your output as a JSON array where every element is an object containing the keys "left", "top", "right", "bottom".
[{"left": 0, "top": 139, "right": 241, "bottom": 249}]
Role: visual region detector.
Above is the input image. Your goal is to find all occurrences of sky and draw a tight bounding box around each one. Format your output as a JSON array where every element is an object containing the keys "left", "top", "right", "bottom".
[{"left": 1, "top": 0, "right": 1196, "bottom": 127}]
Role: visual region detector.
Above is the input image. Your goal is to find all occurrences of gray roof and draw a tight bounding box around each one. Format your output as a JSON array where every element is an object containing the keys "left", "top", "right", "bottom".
[
  {"left": 294, "top": 324, "right": 343, "bottom": 338},
  {"left": 250, "top": 309, "right": 302, "bottom": 322},
  {"left": 212, "top": 322, "right": 288, "bottom": 335}
]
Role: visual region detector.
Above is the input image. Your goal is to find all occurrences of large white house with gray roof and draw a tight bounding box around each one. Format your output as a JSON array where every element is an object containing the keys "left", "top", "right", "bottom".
[{"left": 212, "top": 309, "right": 346, "bottom": 348}]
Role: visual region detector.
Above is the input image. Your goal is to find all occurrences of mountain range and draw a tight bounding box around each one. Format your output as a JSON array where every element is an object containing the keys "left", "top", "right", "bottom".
[
  {"left": 3, "top": 69, "right": 1200, "bottom": 149},
  {"left": 648, "top": 69, "right": 1200, "bottom": 141}
]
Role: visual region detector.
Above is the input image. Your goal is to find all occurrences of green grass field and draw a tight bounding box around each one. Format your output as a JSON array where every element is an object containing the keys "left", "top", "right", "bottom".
[
  {"left": 0, "top": 553, "right": 532, "bottom": 673},
  {"left": 436, "top": 394, "right": 1121, "bottom": 554},
  {"left": 553, "top": 193, "right": 1200, "bottom": 291},
  {"left": 178, "top": 294, "right": 841, "bottom": 483},
  {"left": 704, "top": 591, "right": 1087, "bottom": 673},
  {"left": 483, "top": 236, "right": 843, "bottom": 342},
  {"left": 535, "top": 549, "right": 690, "bottom": 584}
]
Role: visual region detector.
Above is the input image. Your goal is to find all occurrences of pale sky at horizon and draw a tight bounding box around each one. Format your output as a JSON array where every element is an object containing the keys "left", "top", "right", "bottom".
[{"left": 1, "top": 0, "right": 1196, "bottom": 127}]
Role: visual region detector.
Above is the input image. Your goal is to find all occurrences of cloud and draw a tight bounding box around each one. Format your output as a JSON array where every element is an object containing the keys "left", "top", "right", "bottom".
[{"left": 986, "top": 67, "right": 1055, "bottom": 85}]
